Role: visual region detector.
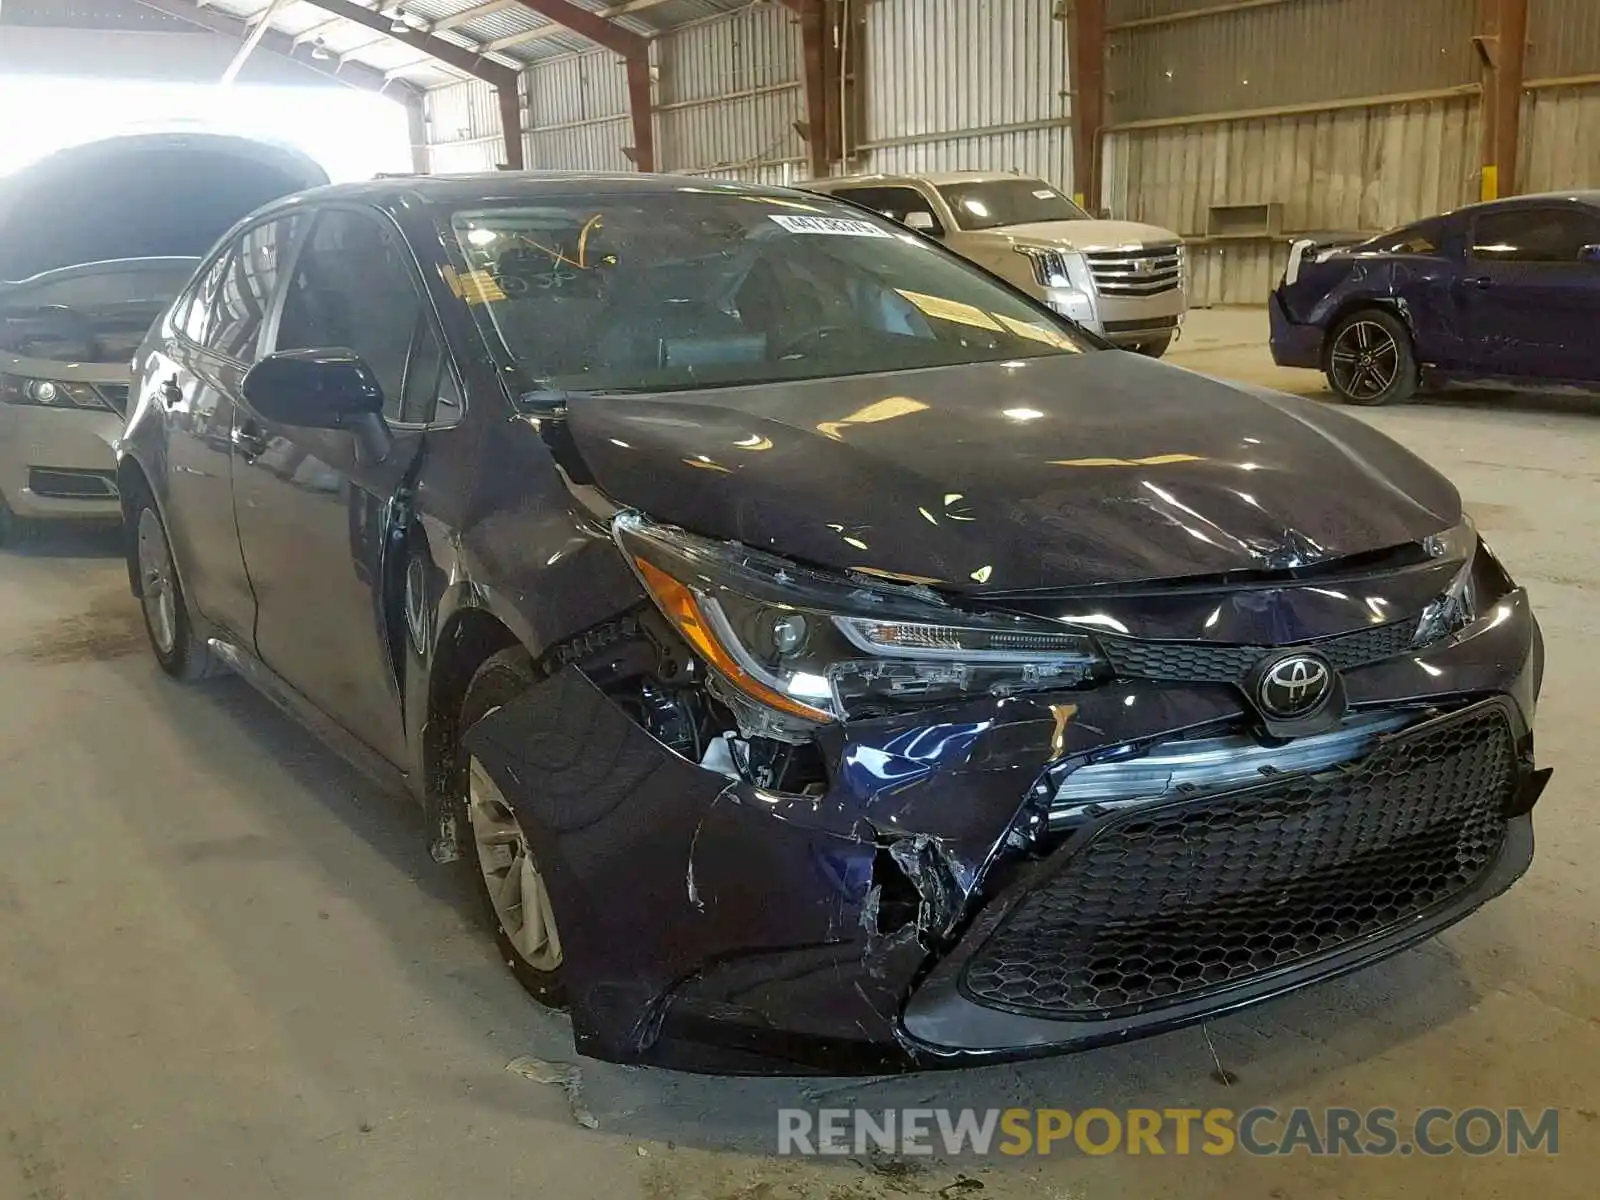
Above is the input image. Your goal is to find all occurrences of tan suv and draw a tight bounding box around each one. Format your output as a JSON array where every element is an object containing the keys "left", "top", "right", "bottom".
[{"left": 803, "top": 172, "right": 1187, "bottom": 356}]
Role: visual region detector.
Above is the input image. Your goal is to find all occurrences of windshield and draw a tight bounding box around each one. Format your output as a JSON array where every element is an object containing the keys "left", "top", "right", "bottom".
[
  {"left": 936, "top": 180, "right": 1090, "bottom": 232},
  {"left": 447, "top": 191, "right": 1092, "bottom": 396}
]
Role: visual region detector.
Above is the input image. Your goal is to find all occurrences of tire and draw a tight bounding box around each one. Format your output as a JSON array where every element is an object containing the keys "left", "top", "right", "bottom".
[
  {"left": 1133, "top": 332, "right": 1174, "bottom": 359},
  {"left": 1323, "top": 308, "right": 1418, "bottom": 406},
  {"left": 456, "top": 647, "right": 567, "bottom": 1008},
  {"left": 127, "top": 485, "right": 217, "bottom": 681}
]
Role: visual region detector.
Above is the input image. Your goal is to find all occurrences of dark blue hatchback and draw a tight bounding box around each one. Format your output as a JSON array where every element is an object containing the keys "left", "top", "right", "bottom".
[{"left": 1270, "top": 191, "right": 1600, "bottom": 404}]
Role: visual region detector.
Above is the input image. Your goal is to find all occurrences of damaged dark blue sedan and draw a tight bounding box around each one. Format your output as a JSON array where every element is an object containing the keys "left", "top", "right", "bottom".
[{"left": 118, "top": 174, "right": 1549, "bottom": 1075}]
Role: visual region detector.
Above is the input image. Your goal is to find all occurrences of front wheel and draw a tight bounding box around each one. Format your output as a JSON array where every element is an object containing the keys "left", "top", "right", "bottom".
[
  {"left": 130, "top": 491, "right": 216, "bottom": 680},
  {"left": 456, "top": 648, "right": 567, "bottom": 1008},
  {"left": 1324, "top": 309, "right": 1418, "bottom": 405}
]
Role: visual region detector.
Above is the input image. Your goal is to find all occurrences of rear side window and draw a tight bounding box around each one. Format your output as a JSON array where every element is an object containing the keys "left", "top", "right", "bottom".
[
  {"left": 1472, "top": 207, "right": 1600, "bottom": 263},
  {"left": 274, "top": 208, "right": 458, "bottom": 425}
]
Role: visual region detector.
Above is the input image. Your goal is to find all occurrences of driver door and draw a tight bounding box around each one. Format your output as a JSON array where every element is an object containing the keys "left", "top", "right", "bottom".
[{"left": 231, "top": 205, "right": 461, "bottom": 767}]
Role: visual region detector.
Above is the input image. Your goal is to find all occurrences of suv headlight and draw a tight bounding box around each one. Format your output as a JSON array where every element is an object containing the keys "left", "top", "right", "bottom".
[
  {"left": 0, "top": 374, "right": 115, "bottom": 410},
  {"left": 615, "top": 514, "right": 1107, "bottom": 730},
  {"left": 1413, "top": 515, "right": 1494, "bottom": 645}
]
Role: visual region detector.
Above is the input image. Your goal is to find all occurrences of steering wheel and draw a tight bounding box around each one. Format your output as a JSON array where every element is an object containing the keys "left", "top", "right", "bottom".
[{"left": 772, "top": 324, "right": 852, "bottom": 360}]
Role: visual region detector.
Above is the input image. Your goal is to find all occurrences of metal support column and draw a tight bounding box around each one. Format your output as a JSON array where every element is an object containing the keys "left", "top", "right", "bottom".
[
  {"left": 1476, "top": 0, "right": 1529, "bottom": 200},
  {"left": 1068, "top": 0, "right": 1106, "bottom": 212}
]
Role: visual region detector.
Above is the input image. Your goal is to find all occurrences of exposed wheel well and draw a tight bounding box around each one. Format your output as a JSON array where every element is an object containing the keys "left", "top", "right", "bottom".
[{"left": 423, "top": 607, "right": 521, "bottom": 804}]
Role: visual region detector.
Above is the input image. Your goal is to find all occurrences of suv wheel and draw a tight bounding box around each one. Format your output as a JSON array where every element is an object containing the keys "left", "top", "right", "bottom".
[
  {"left": 457, "top": 647, "right": 567, "bottom": 1008},
  {"left": 1324, "top": 309, "right": 1418, "bottom": 405},
  {"left": 130, "top": 490, "right": 216, "bottom": 680}
]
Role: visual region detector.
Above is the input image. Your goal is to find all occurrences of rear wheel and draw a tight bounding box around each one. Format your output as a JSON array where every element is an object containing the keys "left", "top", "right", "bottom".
[
  {"left": 457, "top": 648, "right": 567, "bottom": 1007},
  {"left": 1324, "top": 309, "right": 1418, "bottom": 405},
  {"left": 130, "top": 489, "right": 216, "bottom": 680}
]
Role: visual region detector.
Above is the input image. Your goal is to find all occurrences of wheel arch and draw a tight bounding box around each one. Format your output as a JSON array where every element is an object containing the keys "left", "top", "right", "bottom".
[
  {"left": 116, "top": 454, "right": 157, "bottom": 597},
  {"left": 422, "top": 601, "right": 523, "bottom": 805},
  {"left": 1320, "top": 296, "right": 1416, "bottom": 361}
]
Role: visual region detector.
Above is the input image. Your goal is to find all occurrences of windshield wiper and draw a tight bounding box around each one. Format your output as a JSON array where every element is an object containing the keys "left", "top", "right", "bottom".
[{"left": 515, "top": 387, "right": 647, "bottom": 416}]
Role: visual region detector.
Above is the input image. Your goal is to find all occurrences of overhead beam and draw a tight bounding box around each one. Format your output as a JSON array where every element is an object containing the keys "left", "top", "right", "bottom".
[
  {"left": 1068, "top": 0, "right": 1106, "bottom": 211},
  {"left": 508, "top": 0, "right": 653, "bottom": 171},
  {"left": 300, "top": 0, "right": 517, "bottom": 84},
  {"left": 1477, "top": 0, "right": 1529, "bottom": 199},
  {"left": 480, "top": 0, "right": 674, "bottom": 51},
  {"left": 220, "top": 0, "right": 296, "bottom": 84},
  {"left": 133, "top": 0, "right": 406, "bottom": 94},
  {"left": 507, "top": 0, "right": 648, "bottom": 57},
  {"left": 301, "top": 0, "right": 524, "bottom": 169}
]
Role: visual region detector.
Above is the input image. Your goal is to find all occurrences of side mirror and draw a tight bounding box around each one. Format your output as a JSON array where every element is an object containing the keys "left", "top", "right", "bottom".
[
  {"left": 903, "top": 211, "right": 941, "bottom": 236},
  {"left": 1096, "top": 207, "right": 1113, "bottom": 220},
  {"left": 1580, "top": 244, "right": 1600, "bottom": 264},
  {"left": 242, "top": 348, "right": 392, "bottom": 462}
]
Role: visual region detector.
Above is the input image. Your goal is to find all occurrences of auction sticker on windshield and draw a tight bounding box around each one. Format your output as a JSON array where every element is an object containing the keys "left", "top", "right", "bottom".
[{"left": 769, "top": 214, "right": 891, "bottom": 237}]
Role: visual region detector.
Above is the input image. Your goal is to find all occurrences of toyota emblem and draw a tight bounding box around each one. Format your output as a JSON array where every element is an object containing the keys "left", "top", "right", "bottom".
[{"left": 1255, "top": 652, "right": 1334, "bottom": 718}]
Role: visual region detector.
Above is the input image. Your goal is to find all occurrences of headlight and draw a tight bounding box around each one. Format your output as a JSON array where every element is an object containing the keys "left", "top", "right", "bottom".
[
  {"left": 0, "top": 374, "right": 115, "bottom": 410},
  {"left": 616, "top": 514, "right": 1107, "bottom": 731},
  {"left": 1413, "top": 516, "right": 1480, "bottom": 645}
]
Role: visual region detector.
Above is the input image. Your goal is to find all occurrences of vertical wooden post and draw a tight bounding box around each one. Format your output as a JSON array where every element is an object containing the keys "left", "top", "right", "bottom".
[
  {"left": 497, "top": 83, "right": 525, "bottom": 170},
  {"left": 625, "top": 55, "right": 657, "bottom": 173},
  {"left": 1477, "top": 0, "right": 1528, "bottom": 199},
  {"left": 1069, "top": 0, "right": 1107, "bottom": 210}
]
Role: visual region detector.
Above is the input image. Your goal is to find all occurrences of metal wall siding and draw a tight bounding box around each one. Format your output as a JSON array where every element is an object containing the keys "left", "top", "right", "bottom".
[
  {"left": 860, "top": 0, "right": 1072, "bottom": 189},
  {"left": 1527, "top": 0, "right": 1600, "bottom": 80},
  {"left": 654, "top": 3, "right": 806, "bottom": 175},
  {"left": 1108, "top": 0, "right": 1477, "bottom": 123},
  {"left": 1521, "top": 84, "right": 1600, "bottom": 192},
  {"left": 527, "top": 50, "right": 629, "bottom": 131},
  {"left": 424, "top": 79, "right": 509, "bottom": 173},
  {"left": 1104, "top": 95, "right": 1480, "bottom": 306},
  {"left": 1104, "top": 96, "right": 1480, "bottom": 235}
]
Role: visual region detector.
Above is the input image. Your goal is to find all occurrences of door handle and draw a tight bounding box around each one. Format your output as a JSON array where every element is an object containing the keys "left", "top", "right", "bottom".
[
  {"left": 1468, "top": 275, "right": 1493, "bottom": 289},
  {"left": 231, "top": 422, "right": 268, "bottom": 461},
  {"left": 160, "top": 376, "right": 182, "bottom": 404}
]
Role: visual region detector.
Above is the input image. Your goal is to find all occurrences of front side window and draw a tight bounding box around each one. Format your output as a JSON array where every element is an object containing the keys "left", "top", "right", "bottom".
[
  {"left": 275, "top": 208, "right": 457, "bottom": 424},
  {"left": 447, "top": 190, "right": 1090, "bottom": 397},
  {"left": 935, "top": 179, "right": 1088, "bottom": 232},
  {"left": 180, "top": 250, "right": 233, "bottom": 346},
  {"left": 205, "top": 215, "right": 305, "bottom": 361},
  {"left": 1472, "top": 207, "right": 1600, "bottom": 263}
]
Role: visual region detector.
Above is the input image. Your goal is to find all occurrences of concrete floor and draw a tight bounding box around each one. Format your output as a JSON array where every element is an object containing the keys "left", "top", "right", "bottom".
[{"left": 1, "top": 308, "right": 1596, "bottom": 1199}]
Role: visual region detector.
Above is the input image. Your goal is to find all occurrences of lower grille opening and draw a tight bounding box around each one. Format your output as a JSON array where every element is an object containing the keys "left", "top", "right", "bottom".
[
  {"left": 962, "top": 703, "right": 1516, "bottom": 1018},
  {"left": 28, "top": 468, "right": 118, "bottom": 500},
  {"left": 1103, "top": 316, "right": 1180, "bottom": 335}
]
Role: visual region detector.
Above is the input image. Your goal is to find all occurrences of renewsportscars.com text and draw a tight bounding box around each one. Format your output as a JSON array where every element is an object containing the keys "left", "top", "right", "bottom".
[{"left": 777, "top": 1106, "right": 1560, "bottom": 1158}]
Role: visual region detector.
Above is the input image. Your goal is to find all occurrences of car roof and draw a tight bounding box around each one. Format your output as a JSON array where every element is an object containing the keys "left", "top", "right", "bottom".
[
  {"left": 807, "top": 171, "right": 1034, "bottom": 189},
  {"left": 249, "top": 171, "right": 821, "bottom": 219},
  {"left": 1433, "top": 190, "right": 1600, "bottom": 220}
]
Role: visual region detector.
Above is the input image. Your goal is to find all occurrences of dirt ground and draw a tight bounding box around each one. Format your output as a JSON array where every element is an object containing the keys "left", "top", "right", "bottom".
[{"left": 1, "top": 308, "right": 1596, "bottom": 1199}]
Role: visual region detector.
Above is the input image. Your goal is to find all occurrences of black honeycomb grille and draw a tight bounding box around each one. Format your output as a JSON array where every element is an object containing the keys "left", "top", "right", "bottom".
[
  {"left": 1099, "top": 620, "right": 1416, "bottom": 683},
  {"left": 962, "top": 704, "right": 1516, "bottom": 1018}
]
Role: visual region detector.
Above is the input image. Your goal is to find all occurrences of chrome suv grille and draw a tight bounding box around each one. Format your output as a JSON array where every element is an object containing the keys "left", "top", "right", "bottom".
[
  {"left": 961, "top": 702, "right": 1515, "bottom": 1018},
  {"left": 1084, "top": 244, "right": 1183, "bottom": 297}
]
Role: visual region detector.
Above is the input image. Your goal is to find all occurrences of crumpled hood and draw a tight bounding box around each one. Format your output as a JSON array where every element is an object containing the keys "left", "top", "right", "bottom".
[
  {"left": 564, "top": 352, "right": 1460, "bottom": 592},
  {"left": 982, "top": 218, "right": 1180, "bottom": 251}
]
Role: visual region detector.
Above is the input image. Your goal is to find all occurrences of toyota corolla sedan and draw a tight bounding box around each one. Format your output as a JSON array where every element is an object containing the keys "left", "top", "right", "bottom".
[
  {"left": 119, "top": 174, "right": 1549, "bottom": 1075},
  {"left": 1271, "top": 191, "right": 1600, "bottom": 405}
]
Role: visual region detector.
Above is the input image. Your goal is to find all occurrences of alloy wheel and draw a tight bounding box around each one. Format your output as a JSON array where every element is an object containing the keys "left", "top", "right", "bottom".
[
  {"left": 467, "top": 754, "right": 563, "bottom": 971},
  {"left": 137, "top": 507, "right": 178, "bottom": 656},
  {"left": 1329, "top": 319, "right": 1400, "bottom": 400}
]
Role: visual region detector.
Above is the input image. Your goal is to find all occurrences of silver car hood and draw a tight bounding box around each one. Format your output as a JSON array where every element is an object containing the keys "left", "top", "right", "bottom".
[{"left": 973, "top": 218, "right": 1181, "bottom": 252}]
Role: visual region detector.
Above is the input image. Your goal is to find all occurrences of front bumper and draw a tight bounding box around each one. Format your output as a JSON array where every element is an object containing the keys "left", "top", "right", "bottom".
[
  {"left": 466, "top": 590, "right": 1546, "bottom": 1075},
  {"left": 1268, "top": 289, "right": 1324, "bottom": 369},
  {"left": 0, "top": 358, "right": 125, "bottom": 520},
  {"left": 1049, "top": 284, "right": 1187, "bottom": 347}
]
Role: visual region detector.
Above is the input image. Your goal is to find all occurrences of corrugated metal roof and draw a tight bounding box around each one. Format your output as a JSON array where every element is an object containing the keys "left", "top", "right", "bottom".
[{"left": 182, "top": 0, "right": 758, "bottom": 88}]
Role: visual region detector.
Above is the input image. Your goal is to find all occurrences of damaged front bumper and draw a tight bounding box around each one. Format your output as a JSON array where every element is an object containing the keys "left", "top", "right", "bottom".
[{"left": 465, "top": 591, "right": 1547, "bottom": 1075}]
